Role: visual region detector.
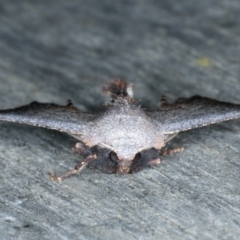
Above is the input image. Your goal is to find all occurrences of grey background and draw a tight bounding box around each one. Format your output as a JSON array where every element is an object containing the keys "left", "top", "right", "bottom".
[{"left": 0, "top": 0, "right": 240, "bottom": 239}]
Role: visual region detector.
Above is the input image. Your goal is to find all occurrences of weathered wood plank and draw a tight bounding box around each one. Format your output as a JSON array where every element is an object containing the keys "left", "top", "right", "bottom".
[{"left": 0, "top": 0, "right": 240, "bottom": 239}]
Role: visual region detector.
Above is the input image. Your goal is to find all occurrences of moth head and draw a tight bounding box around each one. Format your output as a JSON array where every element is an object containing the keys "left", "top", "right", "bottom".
[{"left": 102, "top": 79, "right": 133, "bottom": 99}]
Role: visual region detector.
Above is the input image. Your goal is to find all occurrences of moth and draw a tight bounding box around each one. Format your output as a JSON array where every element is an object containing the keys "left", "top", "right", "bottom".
[{"left": 0, "top": 79, "right": 240, "bottom": 182}]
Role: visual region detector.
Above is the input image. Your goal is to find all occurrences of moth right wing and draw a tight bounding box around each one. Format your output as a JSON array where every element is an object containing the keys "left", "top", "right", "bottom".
[
  {"left": 148, "top": 96, "right": 240, "bottom": 135},
  {"left": 0, "top": 101, "right": 96, "bottom": 135}
]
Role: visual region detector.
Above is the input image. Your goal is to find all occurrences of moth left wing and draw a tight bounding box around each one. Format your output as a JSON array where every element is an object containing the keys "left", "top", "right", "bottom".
[
  {"left": 0, "top": 101, "right": 95, "bottom": 134},
  {"left": 148, "top": 96, "right": 240, "bottom": 134}
]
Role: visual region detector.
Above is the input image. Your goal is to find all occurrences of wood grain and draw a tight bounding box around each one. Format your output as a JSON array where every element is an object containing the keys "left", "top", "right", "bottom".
[{"left": 0, "top": 1, "right": 240, "bottom": 239}]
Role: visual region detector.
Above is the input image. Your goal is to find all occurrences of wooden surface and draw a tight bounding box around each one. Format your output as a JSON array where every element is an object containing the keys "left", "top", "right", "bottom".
[{"left": 0, "top": 1, "right": 240, "bottom": 239}]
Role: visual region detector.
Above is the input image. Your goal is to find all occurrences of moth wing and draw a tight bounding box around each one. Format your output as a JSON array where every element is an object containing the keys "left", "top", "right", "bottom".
[
  {"left": 164, "top": 133, "right": 179, "bottom": 143},
  {"left": 148, "top": 96, "right": 240, "bottom": 134},
  {"left": 0, "top": 101, "right": 95, "bottom": 134}
]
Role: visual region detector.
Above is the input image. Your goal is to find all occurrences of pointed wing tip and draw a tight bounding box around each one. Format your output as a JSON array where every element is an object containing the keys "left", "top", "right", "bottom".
[{"left": 150, "top": 95, "right": 240, "bottom": 134}]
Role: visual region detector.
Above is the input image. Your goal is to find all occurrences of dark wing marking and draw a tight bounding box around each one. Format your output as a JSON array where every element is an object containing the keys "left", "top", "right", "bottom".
[
  {"left": 148, "top": 96, "right": 240, "bottom": 134},
  {"left": 0, "top": 101, "right": 95, "bottom": 134}
]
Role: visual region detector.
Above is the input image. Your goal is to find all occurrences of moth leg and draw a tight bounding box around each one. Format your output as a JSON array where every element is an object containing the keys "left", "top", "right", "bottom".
[
  {"left": 160, "top": 147, "right": 184, "bottom": 156},
  {"left": 73, "top": 142, "right": 92, "bottom": 156},
  {"left": 50, "top": 154, "right": 96, "bottom": 182},
  {"left": 148, "top": 158, "right": 162, "bottom": 166}
]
